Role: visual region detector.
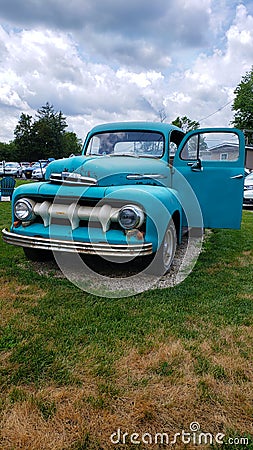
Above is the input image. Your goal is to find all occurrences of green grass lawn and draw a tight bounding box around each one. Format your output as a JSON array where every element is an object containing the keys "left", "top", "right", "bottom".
[{"left": 0, "top": 193, "right": 252, "bottom": 449}]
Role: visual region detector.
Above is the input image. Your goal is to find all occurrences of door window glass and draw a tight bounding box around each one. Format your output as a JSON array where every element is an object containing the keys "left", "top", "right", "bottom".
[{"left": 180, "top": 132, "right": 239, "bottom": 161}]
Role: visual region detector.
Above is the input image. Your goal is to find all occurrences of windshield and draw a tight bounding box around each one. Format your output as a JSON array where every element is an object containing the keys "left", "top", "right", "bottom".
[{"left": 85, "top": 130, "right": 165, "bottom": 158}]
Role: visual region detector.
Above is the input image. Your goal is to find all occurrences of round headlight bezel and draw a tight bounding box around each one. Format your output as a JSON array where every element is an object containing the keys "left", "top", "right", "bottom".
[
  {"left": 14, "top": 198, "right": 34, "bottom": 221},
  {"left": 118, "top": 205, "right": 144, "bottom": 230}
]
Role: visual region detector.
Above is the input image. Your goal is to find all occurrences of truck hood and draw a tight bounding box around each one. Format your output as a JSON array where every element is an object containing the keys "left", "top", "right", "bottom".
[{"left": 45, "top": 155, "right": 171, "bottom": 187}]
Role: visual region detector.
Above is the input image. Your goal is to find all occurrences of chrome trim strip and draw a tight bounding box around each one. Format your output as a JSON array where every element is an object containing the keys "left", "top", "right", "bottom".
[
  {"left": 2, "top": 228, "right": 152, "bottom": 257},
  {"left": 50, "top": 172, "right": 97, "bottom": 186},
  {"left": 230, "top": 174, "right": 244, "bottom": 179},
  {"left": 126, "top": 173, "right": 166, "bottom": 180}
]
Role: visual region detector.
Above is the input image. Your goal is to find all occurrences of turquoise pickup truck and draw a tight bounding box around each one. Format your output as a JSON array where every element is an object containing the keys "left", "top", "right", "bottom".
[{"left": 2, "top": 122, "right": 245, "bottom": 275}]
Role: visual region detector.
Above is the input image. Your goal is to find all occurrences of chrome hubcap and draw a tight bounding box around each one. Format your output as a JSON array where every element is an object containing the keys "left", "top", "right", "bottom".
[{"left": 163, "top": 228, "right": 174, "bottom": 268}]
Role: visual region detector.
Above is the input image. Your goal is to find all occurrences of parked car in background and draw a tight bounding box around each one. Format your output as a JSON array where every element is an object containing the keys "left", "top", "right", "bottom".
[
  {"left": 243, "top": 172, "right": 253, "bottom": 205},
  {"left": 22, "top": 160, "right": 48, "bottom": 179},
  {"left": 32, "top": 159, "right": 55, "bottom": 180},
  {"left": 31, "top": 165, "right": 47, "bottom": 180},
  {"left": 24, "top": 159, "right": 55, "bottom": 180},
  {"left": 19, "top": 162, "right": 30, "bottom": 175},
  {"left": 2, "top": 162, "right": 22, "bottom": 177}
]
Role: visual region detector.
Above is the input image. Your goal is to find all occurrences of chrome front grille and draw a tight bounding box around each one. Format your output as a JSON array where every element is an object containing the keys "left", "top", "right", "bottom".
[{"left": 33, "top": 200, "right": 120, "bottom": 232}]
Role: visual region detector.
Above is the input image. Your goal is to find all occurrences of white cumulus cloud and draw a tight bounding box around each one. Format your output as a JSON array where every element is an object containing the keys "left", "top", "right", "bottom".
[{"left": 0, "top": 1, "right": 252, "bottom": 142}]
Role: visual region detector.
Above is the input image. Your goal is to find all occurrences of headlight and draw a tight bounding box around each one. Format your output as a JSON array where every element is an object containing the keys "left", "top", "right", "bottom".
[
  {"left": 14, "top": 199, "right": 34, "bottom": 221},
  {"left": 118, "top": 205, "right": 144, "bottom": 230}
]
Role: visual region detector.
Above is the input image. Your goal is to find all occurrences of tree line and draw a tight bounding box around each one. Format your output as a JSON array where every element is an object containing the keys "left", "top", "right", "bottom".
[
  {"left": 0, "top": 103, "right": 82, "bottom": 162},
  {"left": 0, "top": 67, "right": 252, "bottom": 162}
]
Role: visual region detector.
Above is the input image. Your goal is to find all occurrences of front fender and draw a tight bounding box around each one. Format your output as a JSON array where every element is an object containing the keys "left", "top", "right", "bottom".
[
  {"left": 105, "top": 185, "right": 182, "bottom": 251},
  {"left": 11, "top": 182, "right": 43, "bottom": 223},
  {"left": 12, "top": 182, "right": 43, "bottom": 202}
]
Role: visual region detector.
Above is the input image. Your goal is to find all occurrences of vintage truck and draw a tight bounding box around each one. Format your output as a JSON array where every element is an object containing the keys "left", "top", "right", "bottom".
[{"left": 2, "top": 122, "right": 245, "bottom": 275}]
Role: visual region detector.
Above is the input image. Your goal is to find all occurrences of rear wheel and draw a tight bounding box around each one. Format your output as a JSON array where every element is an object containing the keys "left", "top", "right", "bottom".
[{"left": 23, "top": 247, "right": 53, "bottom": 261}]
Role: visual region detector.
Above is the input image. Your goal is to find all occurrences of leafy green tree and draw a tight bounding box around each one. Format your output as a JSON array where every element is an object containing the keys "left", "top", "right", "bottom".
[
  {"left": 61, "top": 132, "right": 82, "bottom": 157},
  {"left": 0, "top": 141, "right": 18, "bottom": 161},
  {"left": 33, "top": 102, "right": 68, "bottom": 159},
  {"left": 13, "top": 113, "right": 34, "bottom": 161},
  {"left": 36, "top": 103, "right": 67, "bottom": 133},
  {"left": 172, "top": 116, "right": 200, "bottom": 132},
  {"left": 13, "top": 103, "right": 81, "bottom": 161},
  {"left": 232, "top": 67, "right": 253, "bottom": 144}
]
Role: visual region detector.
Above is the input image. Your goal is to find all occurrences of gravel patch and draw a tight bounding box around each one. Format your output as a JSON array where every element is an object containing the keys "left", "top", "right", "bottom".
[{"left": 27, "top": 231, "right": 207, "bottom": 298}]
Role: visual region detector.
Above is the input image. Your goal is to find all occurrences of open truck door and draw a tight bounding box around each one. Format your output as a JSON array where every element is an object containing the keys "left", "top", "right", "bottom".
[{"left": 173, "top": 128, "right": 245, "bottom": 229}]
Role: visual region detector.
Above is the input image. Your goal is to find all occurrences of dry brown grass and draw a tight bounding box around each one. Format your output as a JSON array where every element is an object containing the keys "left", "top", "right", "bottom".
[
  {"left": 0, "top": 327, "right": 252, "bottom": 449},
  {"left": 0, "top": 278, "right": 45, "bottom": 327},
  {"left": 238, "top": 250, "right": 253, "bottom": 267}
]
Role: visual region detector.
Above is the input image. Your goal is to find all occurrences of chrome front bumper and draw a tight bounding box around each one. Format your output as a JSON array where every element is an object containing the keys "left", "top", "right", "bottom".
[{"left": 2, "top": 228, "right": 153, "bottom": 257}]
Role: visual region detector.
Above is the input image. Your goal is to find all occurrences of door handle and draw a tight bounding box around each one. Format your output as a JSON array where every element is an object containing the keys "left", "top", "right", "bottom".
[
  {"left": 230, "top": 174, "right": 244, "bottom": 179},
  {"left": 189, "top": 159, "right": 202, "bottom": 172}
]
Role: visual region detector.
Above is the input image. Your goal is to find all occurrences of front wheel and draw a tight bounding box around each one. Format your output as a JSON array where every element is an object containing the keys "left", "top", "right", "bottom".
[{"left": 148, "top": 220, "right": 177, "bottom": 276}]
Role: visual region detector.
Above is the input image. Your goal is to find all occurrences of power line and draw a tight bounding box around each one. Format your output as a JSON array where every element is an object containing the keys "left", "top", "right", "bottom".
[{"left": 198, "top": 99, "right": 234, "bottom": 123}]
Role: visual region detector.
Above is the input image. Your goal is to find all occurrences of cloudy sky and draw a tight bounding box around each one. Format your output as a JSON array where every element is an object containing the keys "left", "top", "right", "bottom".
[{"left": 0, "top": 0, "right": 252, "bottom": 142}]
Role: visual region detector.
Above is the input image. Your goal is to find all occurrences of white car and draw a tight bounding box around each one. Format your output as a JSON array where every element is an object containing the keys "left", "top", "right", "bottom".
[
  {"left": 243, "top": 172, "right": 253, "bottom": 205},
  {"left": 32, "top": 165, "right": 47, "bottom": 180},
  {"left": 31, "top": 158, "right": 55, "bottom": 180},
  {"left": 2, "top": 162, "right": 22, "bottom": 177}
]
